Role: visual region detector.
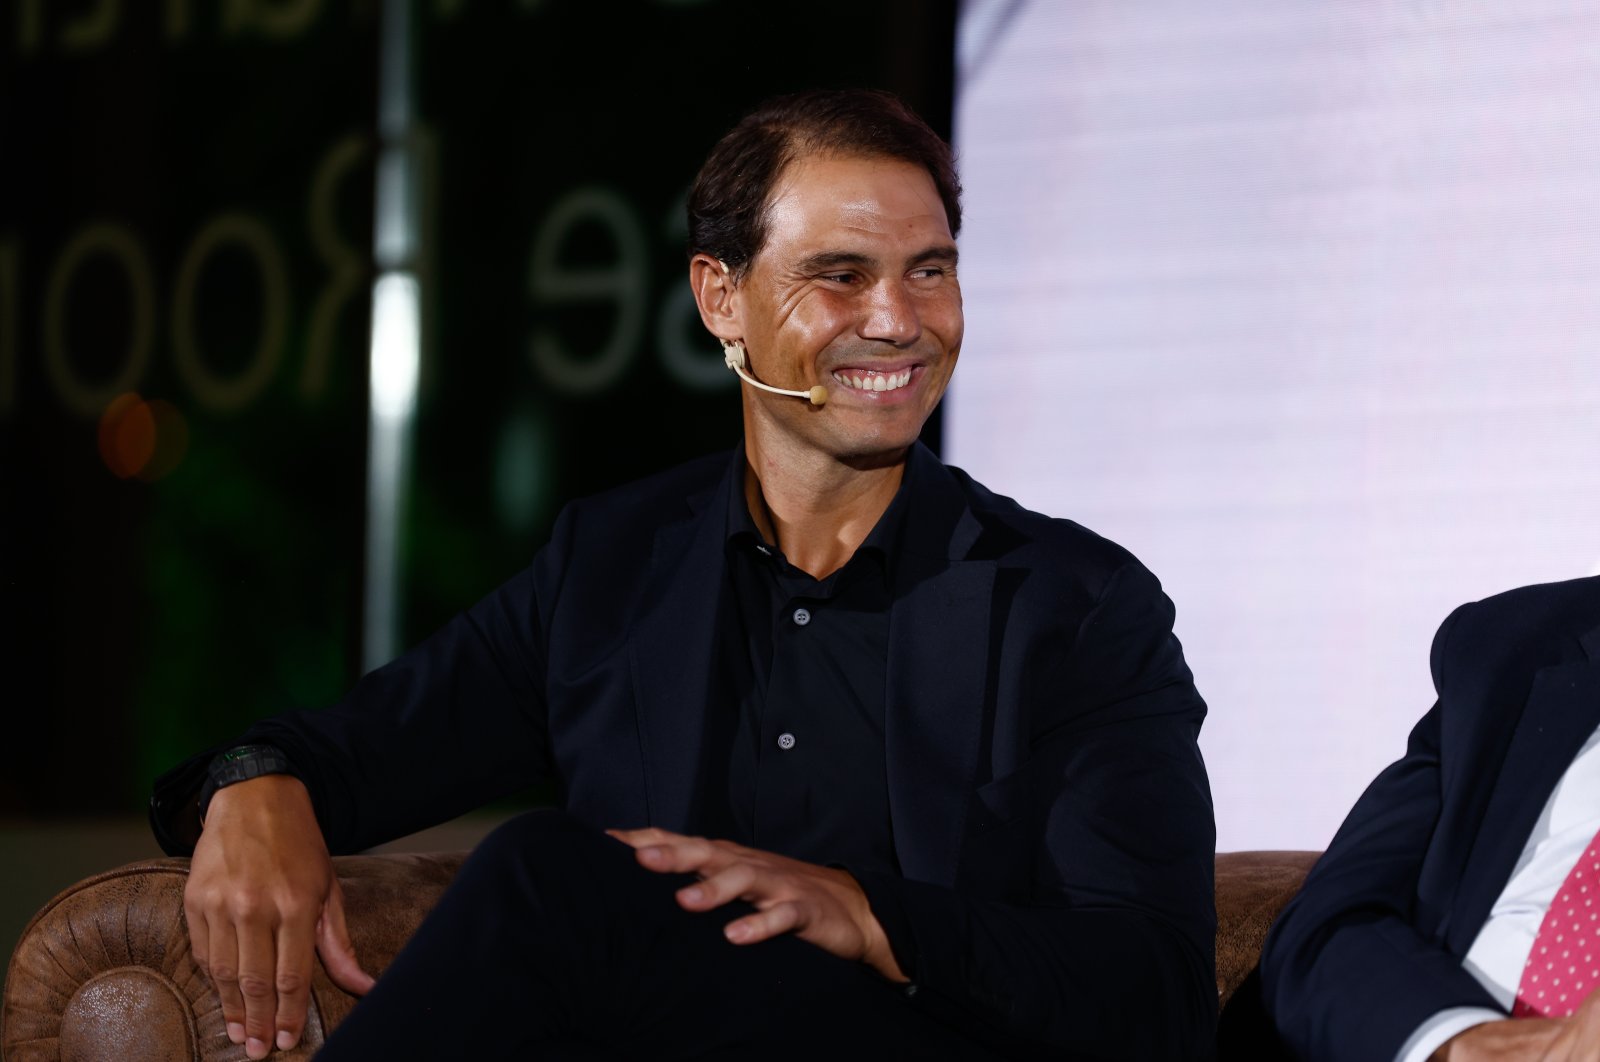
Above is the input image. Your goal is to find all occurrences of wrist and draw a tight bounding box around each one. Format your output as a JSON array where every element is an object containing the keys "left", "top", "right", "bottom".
[
  {"left": 201, "top": 774, "right": 317, "bottom": 842},
  {"left": 864, "top": 922, "right": 908, "bottom": 982},
  {"left": 849, "top": 885, "right": 906, "bottom": 982},
  {"left": 832, "top": 866, "right": 909, "bottom": 982}
]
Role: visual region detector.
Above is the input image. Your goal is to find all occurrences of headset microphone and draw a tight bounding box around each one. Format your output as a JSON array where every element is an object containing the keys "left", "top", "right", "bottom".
[{"left": 722, "top": 340, "right": 829, "bottom": 407}]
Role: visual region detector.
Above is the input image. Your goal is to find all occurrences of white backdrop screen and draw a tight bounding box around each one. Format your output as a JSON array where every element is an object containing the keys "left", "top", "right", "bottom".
[{"left": 950, "top": 0, "right": 1600, "bottom": 850}]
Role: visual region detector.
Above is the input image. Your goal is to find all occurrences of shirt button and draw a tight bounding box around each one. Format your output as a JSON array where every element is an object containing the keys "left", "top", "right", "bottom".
[
  {"left": 777, "top": 732, "right": 797, "bottom": 750},
  {"left": 792, "top": 607, "right": 811, "bottom": 626}
]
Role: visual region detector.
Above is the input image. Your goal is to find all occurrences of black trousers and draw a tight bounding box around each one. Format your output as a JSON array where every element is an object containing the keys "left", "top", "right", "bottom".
[{"left": 316, "top": 811, "right": 1016, "bottom": 1060}]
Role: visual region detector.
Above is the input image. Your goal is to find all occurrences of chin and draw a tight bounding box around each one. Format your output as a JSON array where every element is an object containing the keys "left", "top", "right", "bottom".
[{"left": 827, "top": 426, "right": 924, "bottom": 465}]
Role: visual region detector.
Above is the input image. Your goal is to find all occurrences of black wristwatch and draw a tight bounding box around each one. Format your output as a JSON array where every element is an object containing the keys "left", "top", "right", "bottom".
[{"left": 198, "top": 744, "right": 298, "bottom": 821}]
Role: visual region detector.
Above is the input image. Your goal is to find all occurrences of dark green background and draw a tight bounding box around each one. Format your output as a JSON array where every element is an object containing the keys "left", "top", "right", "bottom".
[{"left": 0, "top": 0, "right": 955, "bottom": 821}]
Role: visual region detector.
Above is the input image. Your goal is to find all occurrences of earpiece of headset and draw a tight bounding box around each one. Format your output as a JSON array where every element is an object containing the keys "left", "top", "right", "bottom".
[{"left": 716, "top": 260, "right": 828, "bottom": 407}]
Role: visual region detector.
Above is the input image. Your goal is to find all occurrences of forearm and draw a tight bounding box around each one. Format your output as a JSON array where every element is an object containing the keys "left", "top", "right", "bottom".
[
  {"left": 152, "top": 566, "right": 554, "bottom": 856},
  {"left": 247, "top": 604, "right": 550, "bottom": 851},
  {"left": 1259, "top": 670, "right": 1481, "bottom": 1062},
  {"left": 1264, "top": 904, "right": 1503, "bottom": 1062}
]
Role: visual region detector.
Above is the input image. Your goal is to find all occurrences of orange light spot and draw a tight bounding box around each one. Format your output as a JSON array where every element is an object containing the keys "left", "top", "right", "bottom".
[{"left": 98, "top": 392, "right": 155, "bottom": 479}]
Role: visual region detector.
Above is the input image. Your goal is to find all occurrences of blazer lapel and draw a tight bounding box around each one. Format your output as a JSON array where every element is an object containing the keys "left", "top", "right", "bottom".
[
  {"left": 885, "top": 449, "right": 995, "bottom": 887},
  {"left": 1445, "top": 626, "right": 1600, "bottom": 953},
  {"left": 628, "top": 470, "right": 733, "bottom": 831}
]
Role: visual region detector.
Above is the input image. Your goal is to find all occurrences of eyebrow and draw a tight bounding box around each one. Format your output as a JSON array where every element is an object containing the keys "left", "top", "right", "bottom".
[
  {"left": 910, "top": 244, "right": 960, "bottom": 267},
  {"left": 794, "top": 244, "right": 960, "bottom": 274}
]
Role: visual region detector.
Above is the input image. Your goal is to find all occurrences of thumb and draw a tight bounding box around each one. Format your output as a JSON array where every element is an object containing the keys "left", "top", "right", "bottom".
[{"left": 316, "top": 877, "right": 376, "bottom": 996}]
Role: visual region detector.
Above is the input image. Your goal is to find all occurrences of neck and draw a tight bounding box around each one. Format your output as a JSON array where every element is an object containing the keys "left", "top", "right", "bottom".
[{"left": 742, "top": 433, "right": 908, "bottom": 581}]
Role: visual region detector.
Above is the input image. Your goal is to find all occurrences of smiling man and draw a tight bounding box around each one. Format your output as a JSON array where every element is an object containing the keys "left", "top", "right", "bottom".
[{"left": 150, "top": 89, "right": 1217, "bottom": 1060}]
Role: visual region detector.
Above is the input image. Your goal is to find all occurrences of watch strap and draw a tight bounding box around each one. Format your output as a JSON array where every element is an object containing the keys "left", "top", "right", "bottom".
[{"left": 198, "top": 744, "right": 298, "bottom": 821}]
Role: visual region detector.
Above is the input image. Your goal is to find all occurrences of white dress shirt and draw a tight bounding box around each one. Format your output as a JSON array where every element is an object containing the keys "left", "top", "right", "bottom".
[{"left": 1397, "top": 722, "right": 1600, "bottom": 1062}]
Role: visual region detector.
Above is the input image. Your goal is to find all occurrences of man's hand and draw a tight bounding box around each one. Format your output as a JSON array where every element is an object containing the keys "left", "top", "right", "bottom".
[
  {"left": 184, "top": 775, "right": 375, "bottom": 1060},
  {"left": 606, "top": 827, "right": 907, "bottom": 983},
  {"left": 1433, "top": 1019, "right": 1564, "bottom": 1061},
  {"left": 1434, "top": 990, "right": 1600, "bottom": 1061}
]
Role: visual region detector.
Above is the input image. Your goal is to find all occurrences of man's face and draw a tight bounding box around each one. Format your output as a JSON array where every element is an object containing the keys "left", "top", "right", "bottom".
[{"left": 732, "top": 153, "right": 963, "bottom": 462}]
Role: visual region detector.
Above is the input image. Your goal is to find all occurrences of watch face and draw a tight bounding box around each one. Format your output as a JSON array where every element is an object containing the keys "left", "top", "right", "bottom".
[{"left": 220, "top": 744, "right": 272, "bottom": 762}]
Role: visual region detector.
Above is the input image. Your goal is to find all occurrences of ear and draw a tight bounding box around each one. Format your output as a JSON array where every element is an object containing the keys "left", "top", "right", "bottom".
[{"left": 689, "top": 253, "right": 742, "bottom": 343}]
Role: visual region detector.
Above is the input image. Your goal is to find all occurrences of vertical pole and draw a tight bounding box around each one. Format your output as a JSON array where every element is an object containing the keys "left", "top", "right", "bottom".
[{"left": 362, "top": 0, "right": 420, "bottom": 674}]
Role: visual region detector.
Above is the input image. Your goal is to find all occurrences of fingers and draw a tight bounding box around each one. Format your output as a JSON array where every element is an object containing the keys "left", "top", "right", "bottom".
[
  {"left": 317, "top": 879, "right": 377, "bottom": 996},
  {"left": 665, "top": 854, "right": 809, "bottom": 943},
  {"left": 202, "top": 911, "right": 249, "bottom": 1047},
  {"left": 236, "top": 915, "right": 279, "bottom": 1060},
  {"left": 676, "top": 862, "right": 758, "bottom": 911},
  {"left": 1436, "top": 1017, "right": 1567, "bottom": 1062},
  {"left": 1554, "top": 995, "right": 1600, "bottom": 1061},
  {"left": 608, "top": 835, "right": 891, "bottom": 973},
  {"left": 605, "top": 826, "right": 683, "bottom": 849},
  {"left": 272, "top": 905, "right": 316, "bottom": 1053},
  {"left": 724, "top": 901, "right": 803, "bottom": 945},
  {"left": 633, "top": 836, "right": 722, "bottom": 876},
  {"left": 181, "top": 892, "right": 213, "bottom": 1006},
  {"left": 1539, "top": 1030, "right": 1575, "bottom": 1062},
  {"left": 189, "top": 884, "right": 363, "bottom": 1059},
  {"left": 607, "top": 830, "right": 885, "bottom": 969}
]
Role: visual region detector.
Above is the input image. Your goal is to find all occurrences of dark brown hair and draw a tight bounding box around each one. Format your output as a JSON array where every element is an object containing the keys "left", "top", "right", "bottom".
[{"left": 687, "top": 88, "right": 962, "bottom": 276}]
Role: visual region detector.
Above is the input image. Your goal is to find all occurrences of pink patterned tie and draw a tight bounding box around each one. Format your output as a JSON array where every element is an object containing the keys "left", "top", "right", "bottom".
[{"left": 1514, "top": 828, "right": 1600, "bottom": 1017}]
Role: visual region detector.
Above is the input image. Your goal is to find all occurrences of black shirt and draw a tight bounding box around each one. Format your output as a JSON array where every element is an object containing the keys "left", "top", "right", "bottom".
[{"left": 716, "top": 447, "right": 912, "bottom": 874}]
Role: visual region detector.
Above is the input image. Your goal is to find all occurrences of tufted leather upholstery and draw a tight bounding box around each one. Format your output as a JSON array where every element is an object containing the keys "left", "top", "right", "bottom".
[
  {"left": 3, "top": 854, "right": 461, "bottom": 1062},
  {"left": 2, "top": 850, "right": 1317, "bottom": 1059}
]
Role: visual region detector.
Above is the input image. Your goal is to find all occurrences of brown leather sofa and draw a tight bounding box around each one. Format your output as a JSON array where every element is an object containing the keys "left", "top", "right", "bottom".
[{"left": 2, "top": 849, "right": 1317, "bottom": 1060}]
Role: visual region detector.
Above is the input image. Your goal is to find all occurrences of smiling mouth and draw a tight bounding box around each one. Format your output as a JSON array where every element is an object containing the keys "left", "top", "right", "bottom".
[{"left": 831, "top": 367, "right": 915, "bottom": 393}]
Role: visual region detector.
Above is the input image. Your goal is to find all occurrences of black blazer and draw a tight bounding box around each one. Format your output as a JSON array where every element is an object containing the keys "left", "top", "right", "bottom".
[
  {"left": 1262, "top": 575, "right": 1600, "bottom": 1062},
  {"left": 154, "top": 443, "right": 1216, "bottom": 1058}
]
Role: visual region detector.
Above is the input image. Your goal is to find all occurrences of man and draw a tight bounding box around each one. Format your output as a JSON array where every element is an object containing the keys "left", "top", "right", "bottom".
[
  {"left": 152, "top": 89, "right": 1216, "bottom": 1060},
  {"left": 1262, "top": 575, "right": 1600, "bottom": 1062}
]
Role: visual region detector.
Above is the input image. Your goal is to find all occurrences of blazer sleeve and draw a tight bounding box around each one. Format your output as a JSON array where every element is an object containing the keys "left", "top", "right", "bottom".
[
  {"left": 1259, "top": 603, "right": 1503, "bottom": 1062},
  {"left": 856, "top": 559, "right": 1217, "bottom": 1060},
  {"left": 150, "top": 510, "right": 573, "bottom": 857}
]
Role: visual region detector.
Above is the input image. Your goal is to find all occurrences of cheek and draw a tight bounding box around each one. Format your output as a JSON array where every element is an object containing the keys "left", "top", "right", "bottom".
[
  {"left": 928, "top": 324, "right": 963, "bottom": 377},
  {"left": 917, "top": 291, "right": 964, "bottom": 343},
  {"left": 781, "top": 293, "right": 854, "bottom": 349}
]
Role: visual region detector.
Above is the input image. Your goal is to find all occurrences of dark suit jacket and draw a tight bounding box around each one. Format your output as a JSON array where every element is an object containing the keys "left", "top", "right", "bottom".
[
  {"left": 1262, "top": 575, "right": 1600, "bottom": 1062},
  {"left": 152, "top": 442, "right": 1216, "bottom": 1058}
]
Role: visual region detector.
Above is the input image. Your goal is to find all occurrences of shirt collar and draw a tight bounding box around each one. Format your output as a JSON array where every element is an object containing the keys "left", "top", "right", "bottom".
[{"left": 723, "top": 442, "right": 922, "bottom": 586}]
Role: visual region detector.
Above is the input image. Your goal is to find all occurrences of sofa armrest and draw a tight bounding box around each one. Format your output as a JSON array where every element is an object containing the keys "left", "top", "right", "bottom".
[
  {"left": 2, "top": 853, "right": 466, "bottom": 1062},
  {"left": 1214, "top": 850, "right": 1320, "bottom": 1006}
]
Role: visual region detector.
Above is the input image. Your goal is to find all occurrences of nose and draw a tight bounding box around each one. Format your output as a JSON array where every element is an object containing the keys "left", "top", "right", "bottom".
[{"left": 858, "top": 279, "right": 922, "bottom": 348}]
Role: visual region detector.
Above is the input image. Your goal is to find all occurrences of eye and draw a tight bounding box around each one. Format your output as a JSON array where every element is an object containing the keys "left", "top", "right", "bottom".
[{"left": 818, "top": 271, "right": 861, "bottom": 285}]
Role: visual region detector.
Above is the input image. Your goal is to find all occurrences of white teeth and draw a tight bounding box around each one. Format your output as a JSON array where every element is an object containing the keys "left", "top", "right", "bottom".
[{"left": 832, "top": 369, "right": 915, "bottom": 392}]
